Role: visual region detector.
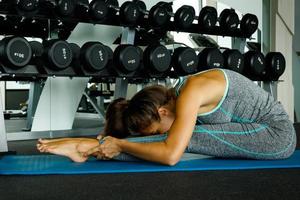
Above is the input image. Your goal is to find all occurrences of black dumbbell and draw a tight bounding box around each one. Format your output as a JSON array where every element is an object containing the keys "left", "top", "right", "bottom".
[
  {"left": 113, "top": 45, "right": 142, "bottom": 75},
  {"left": 30, "top": 39, "right": 73, "bottom": 71},
  {"left": 57, "top": 0, "right": 76, "bottom": 16},
  {"left": 89, "top": 0, "right": 141, "bottom": 26},
  {"left": 136, "top": 1, "right": 170, "bottom": 28},
  {"left": 174, "top": 5, "right": 196, "bottom": 29},
  {"left": 240, "top": 13, "right": 259, "bottom": 36},
  {"left": 243, "top": 51, "right": 266, "bottom": 79},
  {"left": 14, "top": 0, "right": 40, "bottom": 16},
  {"left": 143, "top": 44, "right": 171, "bottom": 75},
  {"left": 264, "top": 52, "right": 285, "bottom": 81},
  {"left": 198, "top": 48, "right": 224, "bottom": 71},
  {"left": 119, "top": 1, "right": 142, "bottom": 26},
  {"left": 80, "top": 42, "right": 111, "bottom": 72},
  {"left": 219, "top": 9, "right": 258, "bottom": 36},
  {"left": 44, "top": 40, "right": 73, "bottom": 70},
  {"left": 41, "top": 0, "right": 75, "bottom": 17},
  {"left": 222, "top": 49, "right": 244, "bottom": 74},
  {"left": 0, "top": 37, "right": 32, "bottom": 69},
  {"left": 154, "top": 2, "right": 195, "bottom": 30},
  {"left": 198, "top": 6, "right": 218, "bottom": 31},
  {"left": 137, "top": 1, "right": 195, "bottom": 30},
  {"left": 219, "top": 9, "right": 239, "bottom": 33},
  {"left": 172, "top": 47, "right": 198, "bottom": 76},
  {"left": 74, "top": 0, "right": 90, "bottom": 19},
  {"left": 88, "top": 0, "right": 118, "bottom": 21}
]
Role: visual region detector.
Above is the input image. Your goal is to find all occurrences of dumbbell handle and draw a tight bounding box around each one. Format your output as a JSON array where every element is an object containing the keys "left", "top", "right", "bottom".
[{"left": 107, "top": 4, "right": 119, "bottom": 11}]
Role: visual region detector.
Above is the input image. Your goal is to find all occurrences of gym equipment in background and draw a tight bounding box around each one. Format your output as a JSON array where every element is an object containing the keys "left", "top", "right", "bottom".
[
  {"left": 172, "top": 47, "right": 198, "bottom": 76},
  {"left": 80, "top": 42, "right": 111, "bottom": 72},
  {"left": 0, "top": 36, "right": 32, "bottom": 69},
  {"left": 240, "top": 13, "right": 259, "bottom": 36},
  {"left": 143, "top": 44, "right": 172, "bottom": 77},
  {"left": 173, "top": 5, "right": 196, "bottom": 30},
  {"left": 113, "top": 44, "right": 142, "bottom": 76},
  {"left": 198, "top": 6, "right": 218, "bottom": 31},
  {"left": 43, "top": 39, "right": 73, "bottom": 70},
  {"left": 219, "top": 8, "right": 239, "bottom": 33},
  {"left": 222, "top": 49, "right": 245, "bottom": 74},
  {"left": 29, "top": 39, "right": 75, "bottom": 76},
  {"left": 219, "top": 9, "right": 258, "bottom": 36},
  {"left": 264, "top": 52, "right": 286, "bottom": 81},
  {"left": 137, "top": 1, "right": 195, "bottom": 30},
  {"left": 41, "top": 0, "right": 76, "bottom": 17},
  {"left": 88, "top": 0, "right": 141, "bottom": 26},
  {"left": 88, "top": 0, "right": 115, "bottom": 21},
  {"left": 243, "top": 50, "right": 266, "bottom": 80},
  {"left": 13, "top": 0, "right": 40, "bottom": 17},
  {"left": 0, "top": 1, "right": 260, "bottom": 39},
  {"left": 198, "top": 48, "right": 224, "bottom": 71},
  {"left": 70, "top": 42, "right": 114, "bottom": 77},
  {"left": 137, "top": 1, "right": 171, "bottom": 28},
  {"left": 69, "top": 42, "right": 82, "bottom": 74}
]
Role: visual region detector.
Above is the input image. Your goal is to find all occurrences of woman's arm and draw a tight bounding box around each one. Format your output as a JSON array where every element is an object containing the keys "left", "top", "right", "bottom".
[
  {"left": 86, "top": 70, "right": 226, "bottom": 165},
  {"left": 118, "top": 72, "right": 225, "bottom": 165}
]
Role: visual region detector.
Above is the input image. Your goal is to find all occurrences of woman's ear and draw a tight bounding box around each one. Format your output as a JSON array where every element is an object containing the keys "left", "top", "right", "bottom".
[{"left": 158, "top": 107, "right": 169, "bottom": 116}]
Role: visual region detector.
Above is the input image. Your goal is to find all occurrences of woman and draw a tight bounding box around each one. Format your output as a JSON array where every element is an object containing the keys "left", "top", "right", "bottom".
[{"left": 37, "top": 69, "right": 297, "bottom": 165}]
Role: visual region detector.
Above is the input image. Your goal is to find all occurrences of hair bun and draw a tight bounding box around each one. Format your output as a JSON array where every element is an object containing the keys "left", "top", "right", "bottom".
[{"left": 103, "top": 97, "right": 131, "bottom": 139}]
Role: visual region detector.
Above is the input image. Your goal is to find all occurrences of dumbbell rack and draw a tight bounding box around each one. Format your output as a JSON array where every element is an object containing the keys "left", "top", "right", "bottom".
[
  {"left": 0, "top": 1, "right": 267, "bottom": 153},
  {"left": 0, "top": 1, "right": 254, "bottom": 40},
  {"left": 0, "top": 27, "right": 138, "bottom": 153}
]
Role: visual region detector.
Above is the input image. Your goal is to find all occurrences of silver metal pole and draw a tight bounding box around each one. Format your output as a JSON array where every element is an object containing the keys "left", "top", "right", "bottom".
[
  {"left": 24, "top": 81, "right": 44, "bottom": 131},
  {"left": 83, "top": 90, "right": 106, "bottom": 117},
  {"left": 114, "top": 27, "right": 136, "bottom": 99},
  {"left": 0, "top": 88, "right": 8, "bottom": 152}
]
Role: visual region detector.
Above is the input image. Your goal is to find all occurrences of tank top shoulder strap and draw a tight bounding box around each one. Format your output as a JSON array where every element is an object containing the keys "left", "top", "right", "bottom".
[{"left": 174, "top": 76, "right": 188, "bottom": 96}]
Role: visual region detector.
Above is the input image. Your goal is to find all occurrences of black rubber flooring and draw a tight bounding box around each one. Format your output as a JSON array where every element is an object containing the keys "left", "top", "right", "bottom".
[{"left": 1, "top": 124, "right": 300, "bottom": 200}]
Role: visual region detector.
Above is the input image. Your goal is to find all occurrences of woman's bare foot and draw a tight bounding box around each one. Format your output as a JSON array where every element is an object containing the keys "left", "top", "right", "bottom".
[
  {"left": 38, "top": 138, "right": 82, "bottom": 144},
  {"left": 37, "top": 138, "right": 99, "bottom": 163}
]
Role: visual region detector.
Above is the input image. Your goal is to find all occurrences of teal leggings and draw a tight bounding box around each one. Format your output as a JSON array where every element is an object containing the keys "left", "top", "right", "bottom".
[{"left": 109, "top": 120, "right": 296, "bottom": 161}]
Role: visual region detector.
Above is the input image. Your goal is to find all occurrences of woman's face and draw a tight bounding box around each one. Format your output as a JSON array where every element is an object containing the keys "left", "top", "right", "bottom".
[
  {"left": 141, "top": 107, "right": 175, "bottom": 136},
  {"left": 141, "top": 121, "right": 169, "bottom": 136}
]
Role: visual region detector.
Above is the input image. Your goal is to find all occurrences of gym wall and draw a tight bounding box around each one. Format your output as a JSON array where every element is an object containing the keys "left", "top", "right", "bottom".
[
  {"left": 292, "top": 0, "right": 300, "bottom": 121},
  {"left": 272, "top": 0, "right": 295, "bottom": 122},
  {"left": 0, "top": 82, "right": 4, "bottom": 109}
]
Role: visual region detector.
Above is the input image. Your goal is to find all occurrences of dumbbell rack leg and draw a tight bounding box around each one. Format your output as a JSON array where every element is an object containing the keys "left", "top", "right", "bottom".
[
  {"left": 23, "top": 81, "right": 44, "bottom": 131},
  {"left": 97, "top": 83, "right": 105, "bottom": 117},
  {"left": 231, "top": 38, "right": 246, "bottom": 53},
  {"left": 0, "top": 89, "right": 8, "bottom": 152},
  {"left": 83, "top": 89, "right": 106, "bottom": 117},
  {"left": 114, "top": 27, "right": 136, "bottom": 99}
]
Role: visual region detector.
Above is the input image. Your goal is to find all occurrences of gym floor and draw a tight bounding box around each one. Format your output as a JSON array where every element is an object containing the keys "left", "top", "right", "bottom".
[{"left": 0, "top": 124, "right": 299, "bottom": 200}]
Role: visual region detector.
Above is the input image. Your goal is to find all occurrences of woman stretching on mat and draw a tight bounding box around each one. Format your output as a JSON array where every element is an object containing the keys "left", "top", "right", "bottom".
[{"left": 37, "top": 69, "right": 297, "bottom": 165}]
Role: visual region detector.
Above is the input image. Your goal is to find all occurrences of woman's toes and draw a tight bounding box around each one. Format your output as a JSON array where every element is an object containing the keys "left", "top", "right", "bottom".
[{"left": 36, "top": 144, "right": 42, "bottom": 152}]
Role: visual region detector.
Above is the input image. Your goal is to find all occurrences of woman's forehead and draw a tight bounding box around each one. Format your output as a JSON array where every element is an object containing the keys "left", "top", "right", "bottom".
[{"left": 143, "top": 122, "right": 159, "bottom": 132}]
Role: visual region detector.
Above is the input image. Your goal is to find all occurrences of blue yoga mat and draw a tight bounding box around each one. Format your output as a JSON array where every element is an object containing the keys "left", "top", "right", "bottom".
[{"left": 1, "top": 151, "right": 300, "bottom": 175}]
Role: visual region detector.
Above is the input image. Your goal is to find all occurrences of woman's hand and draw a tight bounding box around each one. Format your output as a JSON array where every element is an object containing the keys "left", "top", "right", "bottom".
[
  {"left": 97, "top": 131, "right": 104, "bottom": 140},
  {"left": 84, "top": 136, "right": 122, "bottom": 159}
]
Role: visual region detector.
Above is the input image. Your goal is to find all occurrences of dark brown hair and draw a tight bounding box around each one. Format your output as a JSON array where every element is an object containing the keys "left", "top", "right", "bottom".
[
  {"left": 103, "top": 85, "right": 176, "bottom": 138},
  {"left": 124, "top": 85, "right": 176, "bottom": 134},
  {"left": 103, "top": 97, "right": 130, "bottom": 139}
]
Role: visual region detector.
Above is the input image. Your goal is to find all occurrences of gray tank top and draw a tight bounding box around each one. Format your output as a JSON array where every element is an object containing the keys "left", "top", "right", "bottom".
[{"left": 174, "top": 69, "right": 289, "bottom": 125}]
